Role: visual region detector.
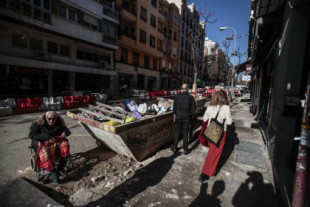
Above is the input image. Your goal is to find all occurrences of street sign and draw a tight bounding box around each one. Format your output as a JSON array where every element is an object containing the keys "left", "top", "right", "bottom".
[{"left": 242, "top": 75, "right": 251, "bottom": 81}]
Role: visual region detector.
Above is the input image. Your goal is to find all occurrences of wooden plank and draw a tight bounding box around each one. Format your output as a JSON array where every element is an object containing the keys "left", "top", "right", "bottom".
[
  {"left": 156, "top": 97, "right": 174, "bottom": 103},
  {"left": 96, "top": 102, "right": 131, "bottom": 115},
  {"left": 79, "top": 108, "right": 123, "bottom": 123},
  {"left": 89, "top": 104, "right": 125, "bottom": 119}
]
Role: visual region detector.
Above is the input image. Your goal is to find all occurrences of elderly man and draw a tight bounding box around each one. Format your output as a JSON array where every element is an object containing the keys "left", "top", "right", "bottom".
[{"left": 171, "top": 83, "right": 196, "bottom": 155}]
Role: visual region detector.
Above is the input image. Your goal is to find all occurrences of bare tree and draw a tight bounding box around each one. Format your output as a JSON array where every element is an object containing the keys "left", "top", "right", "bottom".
[{"left": 221, "top": 40, "right": 246, "bottom": 86}]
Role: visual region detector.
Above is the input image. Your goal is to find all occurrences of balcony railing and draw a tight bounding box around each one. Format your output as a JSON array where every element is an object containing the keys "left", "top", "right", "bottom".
[
  {"left": 103, "top": 5, "right": 119, "bottom": 20},
  {"left": 102, "top": 33, "right": 118, "bottom": 45},
  {"left": 119, "top": 30, "right": 136, "bottom": 40},
  {"left": 120, "top": 2, "right": 136, "bottom": 16}
]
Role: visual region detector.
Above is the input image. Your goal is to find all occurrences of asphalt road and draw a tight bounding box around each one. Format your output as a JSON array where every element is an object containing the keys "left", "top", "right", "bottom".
[{"left": 0, "top": 110, "right": 98, "bottom": 185}]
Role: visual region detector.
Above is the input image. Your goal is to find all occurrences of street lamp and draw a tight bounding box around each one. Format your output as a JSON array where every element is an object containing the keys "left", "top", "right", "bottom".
[{"left": 219, "top": 26, "right": 237, "bottom": 94}]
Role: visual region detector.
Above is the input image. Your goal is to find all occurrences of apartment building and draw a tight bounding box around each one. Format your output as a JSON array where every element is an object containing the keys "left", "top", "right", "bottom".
[
  {"left": 203, "top": 37, "right": 227, "bottom": 86},
  {"left": 169, "top": 0, "right": 205, "bottom": 88},
  {"left": 115, "top": 0, "right": 179, "bottom": 92},
  {"left": 158, "top": 0, "right": 180, "bottom": 90},
  {"left": 0, "top": 0, "right": 119, "bottom": 98}
]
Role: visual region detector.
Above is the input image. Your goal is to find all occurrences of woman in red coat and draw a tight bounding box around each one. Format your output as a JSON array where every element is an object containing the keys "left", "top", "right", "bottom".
[{"left": 198, "top": 91, "right": 233, "bottom": 181}]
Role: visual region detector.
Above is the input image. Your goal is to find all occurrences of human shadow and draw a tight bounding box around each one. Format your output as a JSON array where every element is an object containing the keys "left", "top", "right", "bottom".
[
  {"left": 189, "top": 180, "right": 225, "bottom": 207},
  {"left": 216, "top": 122, "right": 239, "bottom": 175},
  {"left": 85, "top": 154, "right": 178, "bottom": 207},
  {"left": 232, "top": 171, "right": 279, "bottom": 207}
]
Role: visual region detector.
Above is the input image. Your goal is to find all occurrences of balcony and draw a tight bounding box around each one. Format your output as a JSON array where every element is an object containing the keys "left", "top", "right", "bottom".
[
  {"left": 119, "top": 32, "right": 136, "bottom": 45},
  {"left": 157, "top": 29, "right": 164, "bottom": 40},
  {"left": 103, "top": 5, "right": 119, "bottom": 20},
  {"left": 117, "top": 3, "right": 136, "bottom": 24},
  {"left": 102, "top": 33, "right": 118, "bottom": 45},
  {"left": 119, "top": 30, "right": 136, "bottom": 40}
]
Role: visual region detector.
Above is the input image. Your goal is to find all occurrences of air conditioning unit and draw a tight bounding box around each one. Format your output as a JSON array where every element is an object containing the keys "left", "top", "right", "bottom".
[
  {"left": 36, "top": 50, "right": 49, "bottom": 61},
  {"left": 99, "top": 60, "right": 109, "bottom": 69}
]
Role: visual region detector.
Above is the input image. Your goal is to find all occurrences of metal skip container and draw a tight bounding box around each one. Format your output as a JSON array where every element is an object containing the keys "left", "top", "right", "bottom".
[{"left": 67, "top": 97, "right": 208, "bottom": 161}]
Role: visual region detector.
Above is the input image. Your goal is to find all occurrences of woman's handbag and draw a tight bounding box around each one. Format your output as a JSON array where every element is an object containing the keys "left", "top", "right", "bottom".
[{"left": 202, "top": 106, "right": 225, "bottom": 147}]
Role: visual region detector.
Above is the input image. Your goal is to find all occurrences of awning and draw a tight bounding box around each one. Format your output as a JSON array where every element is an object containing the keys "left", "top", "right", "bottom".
[{"left": 235, "top": 60, "right": 251, "bottom": 74}]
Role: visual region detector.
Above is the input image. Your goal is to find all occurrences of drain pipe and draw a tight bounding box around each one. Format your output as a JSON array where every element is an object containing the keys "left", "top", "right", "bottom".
[{"left": 292, "top": 88, "right": 310, "bottom": 207}]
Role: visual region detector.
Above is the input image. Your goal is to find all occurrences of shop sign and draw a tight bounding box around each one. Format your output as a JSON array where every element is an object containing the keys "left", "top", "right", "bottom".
[{"left": 246, "top": 64, "right": 252, "bottom": 74}]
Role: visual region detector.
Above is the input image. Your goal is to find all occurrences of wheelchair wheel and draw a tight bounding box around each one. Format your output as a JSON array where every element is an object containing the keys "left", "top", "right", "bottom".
[{"left": 30, "top": 155, "right": 37, "bottom": 172}]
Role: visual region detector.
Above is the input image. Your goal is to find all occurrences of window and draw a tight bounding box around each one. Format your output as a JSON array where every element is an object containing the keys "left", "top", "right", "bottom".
[
  {"left": 144, "top": 56, "right": 150, "bottom": 68},
  {"left": 84, "top": 13, "right": 98, "bottom": 30},
  {"left": 173, "top": 47, "right": 176, "bottom": 57},
  {"left": 164, "top": 11, "right": 168, "bottom": 20},
  {"left": 58, "top": 4, "right": 76, "bottom": 22},
  {"left": 77, "top": 50, "right": 99, "bottom": 62},
  {"left": 132, "top": 52, "right": 139, "bottom": 66},
  {"left": 169, "top": 62, "right": 171, "bottom": 69},
  {"left": 140, "top": 30, "right": 146, "bottom": 43},
  {"left": 14, "top": 0, "right": 51, "bottom": 23},
  {"left": 60, "top": 44, "right": 69, "bottom": 56},
  {"left": 168, "top": 47, "right": 171, "bottom": 55},
  {"left": 153, "top": 59, "right": 157, "bottom": 69},
  {"left": 163, "top": 44, "right": 166, "bottom": 53},
  {"left": 58, "top": 4, "right": 66, "bottom": 18},
  {"left": 12, "top": 34, "right": 27, "bottom": 48},
  {"left": 157, "top": 39, "right": 162, "bottom": 50},
  {"left": 151, "top": 15, "right": 156, "bottom": 28},
  {"left": 151, "top": 0, "right": 157, "bottom": 8},
  {"left": 174, "top": 15, "right": 178, "bottom": 24},
  {"left": 173, "top": 31, "right": 177, "bottom": 41},
  {"left": 29, "top": 38, "right": 42, "bottom": 50},
  {"left": 47, "top": 41, "right": 58, "bottom": 54},
  {"left": 68, "top": 8, "right": 76, "bottom": 21},
  {"left": 121, "top": 48, "right": 128, "bottom": 62},
  {"left": 140, "top": 6, "right": 147, "bottom": 21},
  {"left": 168, "top": 30, "right": 171, "bottom": 39},
  {"left": 150, "top": 35, "right": 155, "bottom": 48},
  {"left": 103, "top": 20, "right": 117, "bottom": 43},
  {"left": 164, "top": 28, "right": 167, "bottom": 37},
  {"left": 162, "top": 60, "right": 166, "bottom": 68},
  {"left": 181, "top": 37, "right": 184, "bottom": 47}
]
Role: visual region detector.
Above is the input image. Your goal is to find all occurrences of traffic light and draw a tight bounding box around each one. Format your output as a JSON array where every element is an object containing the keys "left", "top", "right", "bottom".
[{"left": 197, "top": 78, "right": 200, "bottom": 82}]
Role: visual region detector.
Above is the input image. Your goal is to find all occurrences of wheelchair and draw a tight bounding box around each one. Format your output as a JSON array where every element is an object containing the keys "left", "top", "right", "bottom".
[{"left": 29, "top": 143, "right": 74, "bottom": 183}]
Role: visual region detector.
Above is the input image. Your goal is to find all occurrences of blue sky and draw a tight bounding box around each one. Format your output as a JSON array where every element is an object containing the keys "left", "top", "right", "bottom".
[{"left": 192, "top": 0, "right": 251, "bottom": 64}]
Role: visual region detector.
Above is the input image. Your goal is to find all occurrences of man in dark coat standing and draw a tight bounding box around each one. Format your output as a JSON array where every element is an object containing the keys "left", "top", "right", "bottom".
[{"left": 171, "top": 83, "right": 196, "bottom": 155}]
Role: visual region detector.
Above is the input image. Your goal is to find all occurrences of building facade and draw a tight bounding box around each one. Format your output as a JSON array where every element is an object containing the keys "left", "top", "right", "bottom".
[
  {"left": 115, "top": 0, "right": 180, "bottom": 92},
  {"left": 248, "top": 0, "right": 310, "bottom": 206},
  {"left": 168, "top": 0, "right": 205, "bottom": 88},
  {"left": 203, "top": 37, "right": 228, "bottom": 86},
  {"left": 0, "top": 0, "right": 119, "bottom": 98}
]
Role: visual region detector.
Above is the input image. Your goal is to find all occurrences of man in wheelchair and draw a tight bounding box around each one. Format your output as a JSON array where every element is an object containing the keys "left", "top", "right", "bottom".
[{"left": 29, "top": 111, "right": 71, "bottom": 183}]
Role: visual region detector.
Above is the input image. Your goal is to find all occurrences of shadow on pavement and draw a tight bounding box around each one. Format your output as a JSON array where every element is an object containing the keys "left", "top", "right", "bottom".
[
  {"left": 60, "top": 147, "right": 115, "bottom": 183},
  {"left": 189, "top": 180, "right": 225, "bottom": 207},
  {"left": 216, "top": 122, "right": 239, "bottom": 175},
  {"left": 23, "top": 177, "right": 72, "bottom": 207},
  {"left": 85, "top": 155, "right": 179, "bottom": 207},
  {"left": 232, "top": 171, "right": 280, "bottom": 207}
]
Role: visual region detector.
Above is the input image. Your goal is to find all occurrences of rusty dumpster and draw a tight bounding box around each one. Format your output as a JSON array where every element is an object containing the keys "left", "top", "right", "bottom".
[{"left": 67, "top": 97, "right": 208, "bottom": 161}]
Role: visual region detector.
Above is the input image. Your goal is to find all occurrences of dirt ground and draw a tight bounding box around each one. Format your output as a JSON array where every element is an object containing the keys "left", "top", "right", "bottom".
[{"left": 21, "top": 139, "right": 175, "bottom": 206}]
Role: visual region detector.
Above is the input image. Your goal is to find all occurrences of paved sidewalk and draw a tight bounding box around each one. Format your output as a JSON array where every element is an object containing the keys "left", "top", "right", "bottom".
[
  {"left": 84, "top": 94, "right": 280, "bottom": 207},
  {"left": 0, "top": 94, "right": 280, "bottom": 206}
]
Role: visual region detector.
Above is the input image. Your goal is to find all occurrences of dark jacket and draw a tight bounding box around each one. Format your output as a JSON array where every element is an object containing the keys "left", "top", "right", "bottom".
[
  {"left": 29, "top": 114, "right": 71, "bottom": 149},
  {"left": 173, "top": 92, "right": 196, "bottom": 119}
]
